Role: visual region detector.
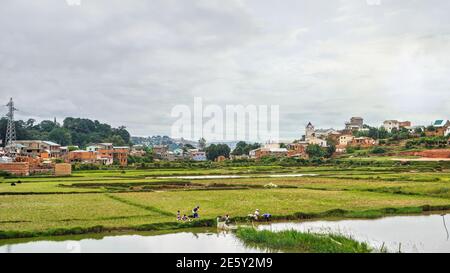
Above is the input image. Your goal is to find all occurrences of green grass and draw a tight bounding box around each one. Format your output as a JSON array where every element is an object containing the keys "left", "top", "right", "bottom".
[
  {"left": 235, "top": 227, "right": 371, "bottom": 253},
  {"left": 1, "top": 163, "right": 450, "bottom": 240}
]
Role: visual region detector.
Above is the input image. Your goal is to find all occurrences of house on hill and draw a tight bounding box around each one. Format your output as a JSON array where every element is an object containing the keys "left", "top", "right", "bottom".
[
  {"left": 432, "top": 120, "right": 450, "bottom": 136},
  {"left": 345, "top": 117, "right": 364, "bottom": 131},
  {"left": 249, "top": 143, "right": 288, "bottom": 159},
  {"left": 382, "top": 120, "right": 412, "bottom": 133},
  {"left": 13, "top": 140, "right": 62, "bottom": 158}
]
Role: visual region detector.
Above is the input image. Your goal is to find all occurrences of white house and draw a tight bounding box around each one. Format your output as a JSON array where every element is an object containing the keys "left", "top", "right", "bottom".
[
  {"left": 338, "top": 135, "right": 354, "bottom": 146},
  {"left": 307, "top": 137, "right": 328, "bottom": 147},
  {"left": 432, "top": 119, "right": 450, "bottom": 128},
  {"left": 382, "top": 120, "right": 400, "bottom": 133}
]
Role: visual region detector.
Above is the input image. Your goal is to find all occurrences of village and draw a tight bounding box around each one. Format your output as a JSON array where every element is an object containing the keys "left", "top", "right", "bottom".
[{"left": 1, "top": 98, "right": 449, "bottom": 177}]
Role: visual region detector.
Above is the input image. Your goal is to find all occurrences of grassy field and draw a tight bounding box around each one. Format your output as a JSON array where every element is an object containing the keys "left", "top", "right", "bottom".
[
  {"left": 1, "top": 162, "right": 450, "bottom": 239},
  {"left": 235, "top": 227, "right": 372, "bottom": 253}
]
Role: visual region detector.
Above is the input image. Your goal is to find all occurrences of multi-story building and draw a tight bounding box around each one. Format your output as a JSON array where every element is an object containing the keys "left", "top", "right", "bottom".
[
  {"left": 152, "top": 145, "right": 169, "bottom": 159},
  {"left": 305, "top": 122, "right": 315, "bottom": 139},
  {"left": 286, "top": 143, "right": 308, "bottom": 158},
  {"left": 86, "top": 143, "right": 129, "bottom": 166},
  {"left": 382, "top": 120, "right": 411, "bottom": 133},
  {"left": 130, "top": 145, "right": 146, "bottom": 157},
  {"left": 382, "top": 120, "right": 400, "bottom": 133},
  {"left": 87, "top": 143, "right": 114, "bottom": 165},
  {"left": 338, "top": 135, "right": 354, "bottom": 146},
  {"left": 307, "top": 137, "right": 328, "bottom": 147},
  {"left": 305, "top": 122, "right": 337, "bottom": 139},
  {"left": 68, "top": 150, "right": 98, "bottom": 164},
  {"left": 113, "top": 146, "right": 130, "bottom": 166},
  {"left": 13, "top": 140, "right": 62, "bottom": 158},
  {"left": 345, "top": 117, "right": 364, "bottom": 131}
]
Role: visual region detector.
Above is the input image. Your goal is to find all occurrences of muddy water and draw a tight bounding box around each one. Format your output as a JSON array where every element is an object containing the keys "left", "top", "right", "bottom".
[
  {"left": 258, "top": 214, "right": 450, "bottom": 253},
  {"left": 1, "top": 214, "right": 449, "bottom": 253},
  {"left": 0, "top": 229, "right": 263, "bottom": 253}
]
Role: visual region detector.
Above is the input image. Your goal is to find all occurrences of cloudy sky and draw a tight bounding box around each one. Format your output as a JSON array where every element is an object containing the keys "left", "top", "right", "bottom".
[{"left": 1, "top": 0, "right": 449, "bottom": 140}]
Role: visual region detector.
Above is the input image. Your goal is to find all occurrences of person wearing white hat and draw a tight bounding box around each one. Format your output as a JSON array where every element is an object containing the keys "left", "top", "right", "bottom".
[{"left": 254, "top": 209, "right": 260, "bottom": 220}]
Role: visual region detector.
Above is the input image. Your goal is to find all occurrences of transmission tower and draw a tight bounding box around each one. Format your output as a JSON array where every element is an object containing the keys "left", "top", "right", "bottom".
[{"left": 5, "top": 97, "right": 18, "bottom": 155}]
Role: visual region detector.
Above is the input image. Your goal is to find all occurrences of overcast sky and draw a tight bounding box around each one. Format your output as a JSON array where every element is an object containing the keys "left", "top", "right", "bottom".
[{"left": 1, "top": 0, "right": 449, "bottom": 140}]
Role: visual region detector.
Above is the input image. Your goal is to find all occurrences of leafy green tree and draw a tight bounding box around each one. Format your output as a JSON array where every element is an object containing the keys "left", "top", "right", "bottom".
[
  {"left": 198, "top": 138, "right": 206, "bottom": 151},
  {"left": 371, "top": 147, "right": 386, "bottom": 154},
  {"left": 306, "top": 144, "right": 325, "bottom": 158},
  {"left": 232, "top": 141, "right": 260, "bottom": 155},
  {"left": 39, "top": 120, "right": 58, "bottom": 132},
  {"left": 325, "top": 144, "right": 336, "bottom": 158},
  {"left": 49, "top": 128, "right": 72, "bottom": 146},
  {"left": 205, "top": 144, "right": 230, "bottom": 161},
  {"left": 68, "top": 146, "right": 79, "bottom": 151},
  {"left": 105, "top": 135, "right": 127, "bottom": 146},
  {"left": 1, "top": 116, "right": 132, "bottom": 148}
]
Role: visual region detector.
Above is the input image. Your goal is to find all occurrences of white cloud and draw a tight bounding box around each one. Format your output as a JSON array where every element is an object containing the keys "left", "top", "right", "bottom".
[{"left": 0, "top": 0, "right": 449, "bottom": 139}]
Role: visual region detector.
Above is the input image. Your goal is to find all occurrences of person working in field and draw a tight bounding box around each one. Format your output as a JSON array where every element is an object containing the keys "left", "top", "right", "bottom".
[
  {"left": 192, "top": 206, "right": 200, "bottom": 218},
  {"left": 248, "top": 209, "right": 272, "bottom": 221},
  {"left": 181, "top": 214, "right": 190, "bottom": 222},
  {"left": 262, "top": 213, "right": 272, "bottom": 221},
  {"left": 254, "top": 209, "right": 260, "bottom": 220},
  {"left": 176, "top": 210, "right": 181, "bottom": 221}
]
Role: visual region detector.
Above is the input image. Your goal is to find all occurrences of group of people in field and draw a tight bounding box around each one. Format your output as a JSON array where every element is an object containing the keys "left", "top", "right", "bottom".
[
  {"left": 176, "top": 206, "right": 271, "bottom": 223},
  {"left": 248, "top": 209, "right": 272, "bottom": 221},
  {"left": 176, "top": 206, "right": 200, "bottom": 222}
]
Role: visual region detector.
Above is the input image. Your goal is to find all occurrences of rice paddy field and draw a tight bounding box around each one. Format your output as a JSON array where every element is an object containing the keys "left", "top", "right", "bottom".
[{"left": 1, "top": 161, "right": 450, "bottom": 239}]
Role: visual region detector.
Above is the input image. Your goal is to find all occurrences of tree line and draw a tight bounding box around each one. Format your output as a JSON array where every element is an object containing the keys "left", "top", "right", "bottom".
[{"left": 0, "top": 117, "right": 131, "bottom": 148}]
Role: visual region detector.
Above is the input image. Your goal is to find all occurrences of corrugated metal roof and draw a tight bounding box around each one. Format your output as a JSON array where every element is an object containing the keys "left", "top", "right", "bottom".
[{"left": 42, "top": 141, "right": 61, "bottom": 146}]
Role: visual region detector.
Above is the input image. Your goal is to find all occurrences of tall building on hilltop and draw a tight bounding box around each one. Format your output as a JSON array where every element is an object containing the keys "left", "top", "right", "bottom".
[
  {"left": 345, "top": 117, "right": 364, "bottom": 131},
  {"left": 305, "top": 122, "right": 315, "bottom": 139}
]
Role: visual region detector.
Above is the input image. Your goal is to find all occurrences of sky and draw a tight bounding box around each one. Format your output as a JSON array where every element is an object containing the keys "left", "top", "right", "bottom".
[{"left": 1, "top": 0, "right": 449, "bottom": 140}]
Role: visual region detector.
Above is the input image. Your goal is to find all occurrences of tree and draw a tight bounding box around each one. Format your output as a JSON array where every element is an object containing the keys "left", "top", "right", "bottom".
[
  {"left": 105, "top": 135, "right": 127, "bottom": 146},
  {"left": 1, "top": 116, "right": 132, "bottom": 148},
  {"left": 198, "top": 138, "right": 206, "bottom": 151},
  {"left": 205, "top": 144, "right": 230, "bottom": 161},
  {"left": 113, "top": 126, "right": 131, "bottom": 144},
  {"left": 25, "top": 119, "right": 36, "bottom": 128},
  {"left": 49, "top": 128, "right": 72, "bottom": 146},
  {"left": 68, "top": 146, "right": 79, "bottom": 151},
  {"left": 182, "top": 143, "right": 195, "bottom": 153},
  {"left": 232, "top": 141, "right": 260, "bottom": 156},
  {"left": 306, "top": 144, "right": 325, "bottom": 158},
  {"left": 371, "top": 147, "right": 386, "bottom": 154},
  {"left": 325, "top": 144, "right": 336, "bottom": 158},
  {"left": 39, "top": 120, "right": 58, "bottom": 132}
]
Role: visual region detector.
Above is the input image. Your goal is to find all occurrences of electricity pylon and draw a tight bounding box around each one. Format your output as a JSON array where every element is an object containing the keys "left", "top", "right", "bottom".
[{"left": 5, "top": 98, "right": 17, "bottom": 156}]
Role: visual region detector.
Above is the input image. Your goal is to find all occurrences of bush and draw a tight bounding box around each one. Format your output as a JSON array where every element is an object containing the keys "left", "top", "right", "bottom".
[
  {"left": 72, "top": 163, "right": 100, "bottom": 171},
  {"left": 0, "top": 171, "right": 11, "bottom": 177},
  {"left": 371, "top": 147, "right": 387, "bottom": 154}
]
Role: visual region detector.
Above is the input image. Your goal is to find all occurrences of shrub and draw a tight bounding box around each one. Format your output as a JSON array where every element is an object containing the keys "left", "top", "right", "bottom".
[{"left": 371, "top": 147, "right": 387, "bottom": 154}]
